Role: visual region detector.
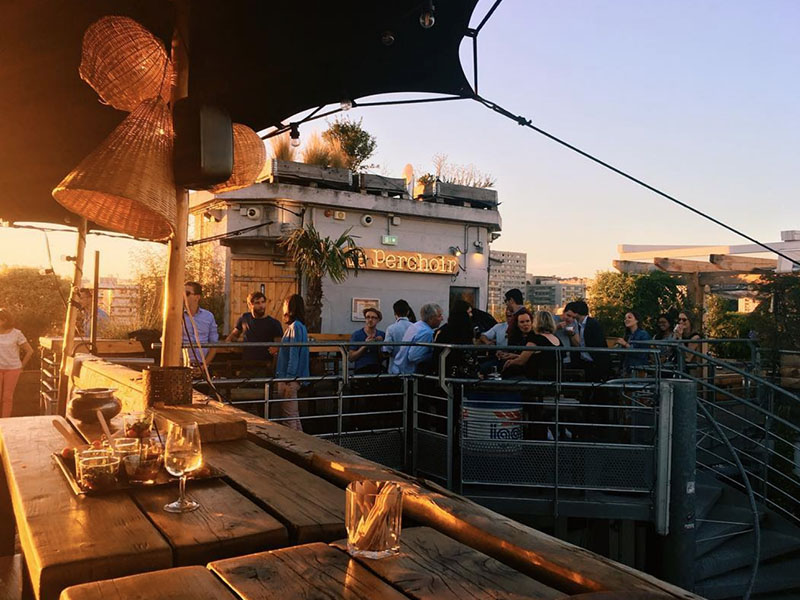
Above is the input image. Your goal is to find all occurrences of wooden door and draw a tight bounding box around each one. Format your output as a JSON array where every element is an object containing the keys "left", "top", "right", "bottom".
[{"left": 230, "top": 259, "right": 298, "bottom": 328}]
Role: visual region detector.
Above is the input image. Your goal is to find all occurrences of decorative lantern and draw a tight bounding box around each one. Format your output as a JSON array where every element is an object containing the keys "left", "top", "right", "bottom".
[
  {"left": 79, "top": 16, "right": 172, "bottom": 112},
  {"left": 52, "top": 98, "right": 176, "bottom": 241},
  {"left": 211, "top": 124, "right": 266, "bottom": 193}
]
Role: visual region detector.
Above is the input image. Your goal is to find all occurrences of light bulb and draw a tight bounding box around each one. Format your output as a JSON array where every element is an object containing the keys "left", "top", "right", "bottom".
[
  {"left": 289, "top": 123, "right": 300, "bottom": 147},
  {"left": 340, "top": 99, "right": 353, "bottom": 111},
  {"left": 419, "top": 11, "right": 435, "bottom": 29},
  {"left": 381, "top": 31, "right": 395, "bottom": 46}
]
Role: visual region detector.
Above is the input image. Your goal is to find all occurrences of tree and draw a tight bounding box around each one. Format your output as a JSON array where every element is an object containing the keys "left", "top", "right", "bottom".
[
  {"left": 0, "top": 267, "right": 70, "bottom": 357},
  {"left": 322, "top": 117, "right": 377, "bottom": 171},
  {"left": 589, "top": 270, "right": 688, "bottom": 337},
  {"left": 280, "top": 224, "right": 366, "bottom": 333}
]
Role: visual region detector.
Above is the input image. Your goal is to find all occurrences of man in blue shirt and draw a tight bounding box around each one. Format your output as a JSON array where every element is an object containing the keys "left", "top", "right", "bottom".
[
  {"left": 391, "top": 303, "right": 443, "bottom": 374},
  {"left": 382, "top": 299, "right": 414, "bottom": 362},
  {"left": 348, "top": 307, "right": 385, "bottom": 374},
  {"left": 182, "top": 281, "right": 219, "bottom": 367}
]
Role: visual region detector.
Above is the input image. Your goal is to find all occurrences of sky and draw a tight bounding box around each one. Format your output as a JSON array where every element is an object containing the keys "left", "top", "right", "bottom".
[{"left": 2, "top": 0, "right": 799, "bottom": 280}]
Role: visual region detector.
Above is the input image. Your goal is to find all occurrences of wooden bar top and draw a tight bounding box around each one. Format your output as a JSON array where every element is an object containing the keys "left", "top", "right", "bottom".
[
  {"left": 204, "top": 439, "right": 346, "bottom": 544},
  {"left": 209, "top": 543, "right": 409, "bottom": 600},
  {"left": 59, "top": 566, "right": 235, "bottom": 600},
  {"left": 0, "top": 417, "right": 172, "bottom": 600},
  {"left": 332, "top": 526, "right": 564, "bottom": 599}
]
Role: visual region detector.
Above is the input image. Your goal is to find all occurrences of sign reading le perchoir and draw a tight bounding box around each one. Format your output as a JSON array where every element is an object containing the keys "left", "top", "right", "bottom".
[{"left": 351, "top": 248, "right": 459, "bottom": 275}]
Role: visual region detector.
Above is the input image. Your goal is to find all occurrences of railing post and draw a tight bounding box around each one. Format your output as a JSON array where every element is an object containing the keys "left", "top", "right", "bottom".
[
  {"left": 445, "top": 380, "right": 454, "bottom": 490},
  {"left": 658, "top": 379, "right": 697, "bottom": 591}
]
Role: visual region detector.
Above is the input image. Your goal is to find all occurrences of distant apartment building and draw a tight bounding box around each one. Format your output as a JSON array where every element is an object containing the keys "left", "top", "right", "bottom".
[
  {"left": 488, "top": 250, "right": 527, "bottom": 314},
  {"left": 83, "top": 277, "right": 140, "bottom": 327},
  {"left": 526, "top": 275, "right": 587, "bottom": 311}
]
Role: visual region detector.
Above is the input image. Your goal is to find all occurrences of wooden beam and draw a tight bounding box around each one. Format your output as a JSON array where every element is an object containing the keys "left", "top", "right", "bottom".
[
  {"left": 612, "top": 260, "right": 657, "bottom": 274},
  {"left": 697, "top": 272, "right": 764, "bottom": 286},
  {"left": 709, "top": 254, "right": 777, "bottom": 271},
  {"left": 653, "top": 257, "right": 722, "bottom": 273},
  {"left": 161, "top": 2, "right": 190, "bottom": 367},
  {"left": 57, "top": 218, "right": 87, "bottom": 415},
  {"left": 618, "top": 244, "right": 732, "bottom": 260}
]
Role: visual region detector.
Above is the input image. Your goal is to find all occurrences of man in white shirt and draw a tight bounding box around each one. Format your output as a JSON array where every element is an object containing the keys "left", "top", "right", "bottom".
[
  {"left": 391, "top": 303, "right": 443, "bottom": 374},
  {"left": 382, "top": 299, "right": 414, "bottom": 361},
  {"left": 479, "top": 305, "right": 513, "bottom": 347}
]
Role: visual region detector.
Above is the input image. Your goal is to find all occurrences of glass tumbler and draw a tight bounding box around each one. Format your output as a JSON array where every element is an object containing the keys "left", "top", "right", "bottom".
[{"left": 345, "top": 481, "right": 403, "bottom": 559}]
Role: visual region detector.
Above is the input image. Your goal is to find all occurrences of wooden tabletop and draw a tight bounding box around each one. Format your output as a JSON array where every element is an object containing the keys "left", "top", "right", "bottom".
[
  {"left": 332, "top": 526, "right": 564, "bottom": 600},
  {"left": 59, "top": 566, "right": 235, "bottom": 600},
  {"left": 209, "top": 542, "right": 409, "bottom": 600}
]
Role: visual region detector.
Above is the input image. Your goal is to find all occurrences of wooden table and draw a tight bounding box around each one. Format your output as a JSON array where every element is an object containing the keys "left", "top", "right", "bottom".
[{"left": 0, "top": 416, "right": 344, "bottom": 600}]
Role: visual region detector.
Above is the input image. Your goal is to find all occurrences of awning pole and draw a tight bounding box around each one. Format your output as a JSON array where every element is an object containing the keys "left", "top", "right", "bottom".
[
  {"left": 161, "top": 0, "right": 190, "bottom": 366},
  {"left": 57, "top": 217, "right": 87, "bottom": 415}
]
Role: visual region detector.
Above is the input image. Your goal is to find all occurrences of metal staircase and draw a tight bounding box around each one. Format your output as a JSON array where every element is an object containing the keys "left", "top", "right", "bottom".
[{"left": 669, "top": 346, "right": 800, "bottom": 599}]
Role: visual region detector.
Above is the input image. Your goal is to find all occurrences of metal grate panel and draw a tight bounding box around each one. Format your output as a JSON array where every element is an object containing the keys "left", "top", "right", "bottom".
[{"left": 321, "top": 429, "right": 405, "bottom": 470}]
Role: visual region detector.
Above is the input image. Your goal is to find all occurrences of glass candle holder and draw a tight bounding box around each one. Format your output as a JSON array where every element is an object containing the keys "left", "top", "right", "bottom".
[
  {"left": 345, "top": 481, "right": 403, "bottom": 559},
  {"left": 112, "top": 437, "right": 140, "bottom": 460},
  {"left": 123, "top": 441, "right": 163, "bottom": 484}
]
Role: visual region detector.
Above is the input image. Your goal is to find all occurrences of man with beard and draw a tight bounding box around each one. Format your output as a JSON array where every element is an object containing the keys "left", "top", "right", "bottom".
[{"left": 225, "top": 291, "right": 283, "bottom": 373}]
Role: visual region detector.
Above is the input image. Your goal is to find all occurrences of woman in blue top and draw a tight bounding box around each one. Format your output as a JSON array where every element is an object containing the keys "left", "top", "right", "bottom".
[
  {"left": 615, "top": 311, "right": 652, "bottom": 376},
  {"left": 275, "top": 294, "right": 309, "bottom": 431}
]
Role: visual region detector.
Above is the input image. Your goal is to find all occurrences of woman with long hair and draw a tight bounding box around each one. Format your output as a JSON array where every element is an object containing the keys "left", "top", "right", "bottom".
[
  {"left": 0, "top": 309, "right": 34, "bottom": 418},
  {"left": 502, "top": 309, "right": 562, "bottom": 379},
  {"left": 675, "top": 310, "right": 702, "bottom": 363},
  {"left": 652, "top": 313, "right": 676, "bottom": 363},
  {"left": 275, "top": 294, "right": 309, "bottom": 431},
  {"left": 615, "top": 310, "right": 652, "bottom": 376}
]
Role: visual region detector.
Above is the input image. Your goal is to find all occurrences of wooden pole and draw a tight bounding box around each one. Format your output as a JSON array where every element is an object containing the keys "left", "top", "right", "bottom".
[
  {"left": 57, "top": 218, "right": 87, "bottom": 415},
  {"left": 161, "top": 1, "right": 190, "bottom": 367},
  {"left": 91, "top": 250, "right": 100, "bottom": 352}
]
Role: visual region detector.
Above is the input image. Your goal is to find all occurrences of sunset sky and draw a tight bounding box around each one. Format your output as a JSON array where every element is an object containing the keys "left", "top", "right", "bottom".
[{"left": 2, "top": 0, "right": 798, "bottom": 280}]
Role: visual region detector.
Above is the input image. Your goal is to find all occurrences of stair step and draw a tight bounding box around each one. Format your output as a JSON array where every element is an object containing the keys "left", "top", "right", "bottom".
[
  {"left": 695, "top": 556, "right": 800, "bottom": 599},
  {"left": 696, "top": 529, "right": 800, "bottom": 580},
  {"left": 696, "top": 481, "right": 724, "bottom": 522},
  {"left": 696, "top": 504, "right": 764, "bottom": 557}
]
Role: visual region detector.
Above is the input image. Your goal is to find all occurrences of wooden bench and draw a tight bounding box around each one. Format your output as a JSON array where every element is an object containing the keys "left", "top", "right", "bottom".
[{"left": 59, "top": 566, "right": 232, "bottom": 600}]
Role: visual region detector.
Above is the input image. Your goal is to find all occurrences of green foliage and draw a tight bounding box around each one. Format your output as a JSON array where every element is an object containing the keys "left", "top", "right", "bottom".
[
  {"left": 704, "top": 295, "right": 758, "bottom": 358},
  {"left": 748, "top": 273, "right": 800, "bottom": 352},
  {"left": 280, "top": 224, "right": 366, "bottom": 332},
  {"left": 322, "top": 117, "right": 377, "bottom": 171},
  {"left": 130, "top": 243, "right": 226, "bottom": 334},
  {"left": 589, "top": 270, "right": 687, "bottom": 337},
  {"left": 0, "top": 267, "right": 70, "bottom": 355}
]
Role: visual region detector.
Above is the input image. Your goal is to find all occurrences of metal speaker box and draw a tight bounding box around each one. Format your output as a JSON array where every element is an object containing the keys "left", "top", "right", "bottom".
[{"left": 173, "top": 98, "right": 233, "bottom": 189}]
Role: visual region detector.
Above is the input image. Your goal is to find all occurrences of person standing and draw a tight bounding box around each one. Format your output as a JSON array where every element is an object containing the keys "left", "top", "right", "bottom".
[
  {"left": 78, "top": 288, "right": 110, "bottom": 338},
  {"left": 225, "top": 291, "right": 283, "bottom": 371},
  {"left": 348, "top": 307, "right": 385, "bottom": 375},
  {"left": 275, "top": 294, "right": 309, "bottom": 431},
  {"left": 615, "top": 311, "right": 652, "bottom": 376},
  {"left": 382, "top": 299, "right": 413, "bottom": 362},
  {"left": 0, "top": 309, "right": 34, "bottom": 418},
  {"left": 182, "top": 281, "right": 219, "bottom": 367},
  {"left": 391, "top": 303, "right": 443, "bottom": 374},
  {"left": 564, "top": 300, "right": 609, "bottom": 381}
]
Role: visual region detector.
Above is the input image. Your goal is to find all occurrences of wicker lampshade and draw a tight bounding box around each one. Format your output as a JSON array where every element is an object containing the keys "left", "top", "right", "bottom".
[
  {"left": 211, "top": 124, "right": 266, "bottom": 193},
  {"left": 79, "top": 16, "right": 172, "bottom": 112},
  {"left": 52, "top": 98, "right": 176, "bottom": 241}
]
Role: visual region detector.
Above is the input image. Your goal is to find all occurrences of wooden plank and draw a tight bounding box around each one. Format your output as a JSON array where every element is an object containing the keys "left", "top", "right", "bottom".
[
  {"left": 709, "top": 254, "right": 777, "bottom": 271},
  {"left": 696, "top": 272, "right": 763, "bottom": 286},
  {"left": 39, "top": 338, "right": 145, "bottom": 356},
  {"left": 59, "top": 566, "right": 234, "bottom": 600},
  {"left": 130, "top": 479, "right": 288, "bottom": 566},
  {"left": 206, "top": 404, "right": 703, "bottom": 599},
  {"left": 203, "top": 440, "right": 345, "bottom": 544},
  {"left": 266, "top": 159, "right": 352, "bottom": 186},
  {"left": 72, "top": 357, "right": 147, "bottom": 413},
  {"left": 332, "top": 526, "right": 563, "bottom": 599},
  {"left": 612, "top": 260, "right": 657, "bottom": 274},
  {"left": 209, "top": 543, "right": 408, "bottom": 600},
  {"left": 0, "top": 417, "right": 172, "bottom": 600},
  {"left": 356, "top": 173, "right": 407, "bottom": 196},
  {"left": 153, "top": 404, "right": 247, "bottom": 442},
  {"left": 653, "top": 257, "right": 721, "bottom": 273}
]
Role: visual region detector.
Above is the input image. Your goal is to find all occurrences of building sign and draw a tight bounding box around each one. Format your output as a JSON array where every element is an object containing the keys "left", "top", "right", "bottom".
[{"left": 353, "top": 248, "right": 459, "bottom": 275}]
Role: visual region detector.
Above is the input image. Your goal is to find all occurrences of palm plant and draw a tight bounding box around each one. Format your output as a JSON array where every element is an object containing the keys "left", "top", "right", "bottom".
[{"left": 280, "top": 224, "right": 365, "bottom": 332}]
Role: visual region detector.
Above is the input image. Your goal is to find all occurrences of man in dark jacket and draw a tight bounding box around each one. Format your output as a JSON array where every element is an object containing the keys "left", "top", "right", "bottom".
[{"left": 564, "top": 300, "right": 610, "bottom": 381}]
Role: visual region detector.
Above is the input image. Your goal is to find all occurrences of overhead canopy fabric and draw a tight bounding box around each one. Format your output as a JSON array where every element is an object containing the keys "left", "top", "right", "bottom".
[{"left": 0, "top": 0, "right": 477, "bottom": 226}]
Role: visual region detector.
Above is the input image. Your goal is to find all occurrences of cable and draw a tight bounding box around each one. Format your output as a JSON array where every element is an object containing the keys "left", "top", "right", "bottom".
[
  {"left": 474, "top": 94, "right": 800, "bottom": 267},
  {"left": 187, "top": 221, "right": 274, "bottom": 246},
  {"left": 41, "top": 230, "right": 69, "bottom": 309}
]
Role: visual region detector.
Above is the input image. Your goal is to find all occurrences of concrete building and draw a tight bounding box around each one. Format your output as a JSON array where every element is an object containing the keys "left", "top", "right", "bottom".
[
  {"left": 525, "top": 276, "right": 587, "bottom": 311},
  {"left": 488, "top": 250, "right": 527, "bottom": 315},
  {"left": 82, "top": 277, "right": 139, "bottom": 327},
  {"left": 189, "top": 171, "right": 501, "bottom": 334}
]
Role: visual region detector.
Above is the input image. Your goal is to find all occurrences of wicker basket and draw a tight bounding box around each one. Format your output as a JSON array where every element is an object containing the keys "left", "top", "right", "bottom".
[
  {"left": 52, "top": 98, "right": 176, "bottom": 241},
  {"left": 80, "top": 16, "right": 173, "bottom": 112},
  {"left": 211, "top": 123, "right": 266, "bottom": 193},
  {"left": 142, "top": 366, "right": 193, "bottom": 406}
]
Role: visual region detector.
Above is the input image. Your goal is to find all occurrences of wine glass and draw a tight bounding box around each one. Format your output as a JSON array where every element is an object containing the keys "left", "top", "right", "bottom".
[{"left": 163, "top": 421, "right": 203, "bottom": 513}]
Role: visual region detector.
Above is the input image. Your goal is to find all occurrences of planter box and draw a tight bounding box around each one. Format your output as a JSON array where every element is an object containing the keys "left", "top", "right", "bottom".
[
  {"left": 263, "top": 159, "right": 352, "bottom": 189},
  {"left": 354, "top": 173, "right": 407, "bottom": 197},
  {"left": 414, "top": 180, "right": 498, "bottom": 209}
]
